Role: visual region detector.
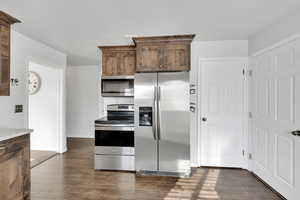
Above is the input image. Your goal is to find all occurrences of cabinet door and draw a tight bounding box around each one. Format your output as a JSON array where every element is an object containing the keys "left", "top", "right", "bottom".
[
  {"left": 0, "top": 25, "right": 10, "bottom": 57},
  {"left": 0, "top": 136, "right": 30, "bottom": 200},
  {"left": 0, "top": 150, "right": 24, "bottom": 200},
  {"left": 136, "top": 45, "right": 162, "bottom": 72},
  {"left": 163, "top": 43, "right": 190, "bottom": 71},
  {"left": 0, "top": 152, "right": 24, "bottom": 200},
  {"left": 102, "top": 52, "right": 118, "bottom": 76},
  {"left": 0, "top": 25, "right": 10, "bottom": 96},
  {"left": 0, "top": 56, "right": 10, "bottom": 96},
  {"left": 118, "top": 51, "right": 136, "bottom": 75}
]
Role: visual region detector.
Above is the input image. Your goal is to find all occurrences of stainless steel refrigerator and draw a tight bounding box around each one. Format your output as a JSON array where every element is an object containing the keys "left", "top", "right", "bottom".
[{"left": 134, "top": 72, "right": 190, "bottom": 177}]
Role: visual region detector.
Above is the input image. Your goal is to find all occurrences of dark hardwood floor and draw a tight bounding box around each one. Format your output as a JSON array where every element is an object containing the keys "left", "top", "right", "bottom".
[
  {"left": 31, "top": 150, "right": 57, "bottom": 168},
  {"left": 31, "top": 138, "right": 282, "bottom": 200}
]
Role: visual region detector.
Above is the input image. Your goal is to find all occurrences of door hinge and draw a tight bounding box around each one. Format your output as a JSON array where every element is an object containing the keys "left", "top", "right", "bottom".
[
  {"left": 248, "top": 153, "right": 252, "bottom": 160},
  {"left": 249, "top": 112, "right": 253, "bottom": 119}
]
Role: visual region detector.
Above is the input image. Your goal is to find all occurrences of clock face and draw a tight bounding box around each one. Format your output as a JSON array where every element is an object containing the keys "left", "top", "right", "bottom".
[{"left": 28, "top": 71, "right": 41, "bottom": 95}]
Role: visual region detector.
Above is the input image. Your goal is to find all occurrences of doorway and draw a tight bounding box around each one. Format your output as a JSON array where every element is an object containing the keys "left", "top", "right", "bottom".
[
  {"left": 28, "top": 61, "right": 63, "bottom": 167},
  {"left": 198, "top": 58, "right": 248, "bottom": 168}
]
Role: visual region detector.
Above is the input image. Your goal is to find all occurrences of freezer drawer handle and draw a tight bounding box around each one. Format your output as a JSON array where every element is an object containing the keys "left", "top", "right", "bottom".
[{"left": 291, "top": 130, "right": 300, "bottom": 136}]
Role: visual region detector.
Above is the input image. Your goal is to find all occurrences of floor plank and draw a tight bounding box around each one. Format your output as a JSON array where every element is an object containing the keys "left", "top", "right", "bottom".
[
  {"left": 31, "top": 138, "right": 282, "bottom": 200},
  {"left": 31, "top": 150, "right": 57, "bottom": 168}
]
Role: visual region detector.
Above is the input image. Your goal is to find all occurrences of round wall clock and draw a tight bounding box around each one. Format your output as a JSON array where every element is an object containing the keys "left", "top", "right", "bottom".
[{"left": 28, "top": 71, "right": 41, "bottom": 95}]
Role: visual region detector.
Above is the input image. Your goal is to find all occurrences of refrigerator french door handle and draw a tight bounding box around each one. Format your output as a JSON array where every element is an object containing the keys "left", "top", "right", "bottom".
[
  {"left": 153, "top": 86, "right": 157, "bottom": 140},
  {"left": 157, "top": 86, "right": 161, "bottom": 140}
]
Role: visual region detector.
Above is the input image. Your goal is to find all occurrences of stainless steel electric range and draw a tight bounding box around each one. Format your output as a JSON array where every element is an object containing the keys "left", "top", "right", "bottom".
[{"left": 94, "top": 104, "right": 134, "bottom": 171}]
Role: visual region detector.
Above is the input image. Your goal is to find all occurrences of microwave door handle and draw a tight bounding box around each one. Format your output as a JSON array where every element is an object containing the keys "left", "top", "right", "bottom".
[
  {"left": 153, "top": 86, "right": 157, "bottom": 140},
  {"left": 157, "top": 86, "right": 161, "bottom": 140}
]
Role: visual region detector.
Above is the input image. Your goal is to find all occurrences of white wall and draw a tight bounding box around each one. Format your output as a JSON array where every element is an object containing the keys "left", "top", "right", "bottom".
[
  {"left": 66, "top": 65, "right": 134, "bottom": 138},
  {"left": 249, "top": 11, "right": 300, "bottom": 55},
  {"left": 29, "top": 62, "right": 61, "bottom": 152},
  {"left": 0, "top": 30, "right": 67, "bottom": 151},
  {"left": 190, "top": 40, "right": 248, "bottom": 166},
  {"left": 66, "top": 66, "right": 99, "bottom": 138}
]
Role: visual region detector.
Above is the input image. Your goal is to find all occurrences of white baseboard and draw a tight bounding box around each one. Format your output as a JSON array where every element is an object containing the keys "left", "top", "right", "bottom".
[{"left": 191, "top": 162, "right": 199, "bottom": 168}]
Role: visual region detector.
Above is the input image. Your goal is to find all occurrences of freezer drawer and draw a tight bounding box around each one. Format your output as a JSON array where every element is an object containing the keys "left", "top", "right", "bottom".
[{"left": 95, "top": 155, "right": 135, "bottom": 171}]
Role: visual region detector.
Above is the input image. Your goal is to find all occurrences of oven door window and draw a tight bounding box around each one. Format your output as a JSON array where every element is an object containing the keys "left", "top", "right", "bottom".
[{"left": 95, "top": 130, "right": 134, "bottom": 147}]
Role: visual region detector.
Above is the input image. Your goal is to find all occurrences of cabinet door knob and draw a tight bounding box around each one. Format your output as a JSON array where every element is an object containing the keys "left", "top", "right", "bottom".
[
  {"left": 202, "top": 117, "right": 207, "bottom": 122},
  {"left": 291, "top": 130, "right": 300, "bottom": 136}
]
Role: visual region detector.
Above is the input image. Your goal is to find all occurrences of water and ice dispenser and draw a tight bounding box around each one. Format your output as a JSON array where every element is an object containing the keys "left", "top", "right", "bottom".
[{"left": 139, "top": 107, "right": 153, "bottom": 126}]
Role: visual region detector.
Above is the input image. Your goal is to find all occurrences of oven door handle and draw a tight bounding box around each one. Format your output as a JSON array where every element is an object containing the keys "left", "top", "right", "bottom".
[
  {"left": 95, "top": 126, "right": 134, "bottom": 131},
  {"left": 153, "top": 86, "right": 157, "bottom": 140}
]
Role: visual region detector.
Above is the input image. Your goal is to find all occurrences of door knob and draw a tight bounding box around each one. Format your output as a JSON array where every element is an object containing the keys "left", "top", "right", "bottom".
[
  {"left": 291, "top": 130, "right": 300, "bottom": 136},
  {"left": 190, "top": 106, "right": 195, "bottom": 113},
  {"left": 202, "top": 117, "right": 207, "bottom": 122}
]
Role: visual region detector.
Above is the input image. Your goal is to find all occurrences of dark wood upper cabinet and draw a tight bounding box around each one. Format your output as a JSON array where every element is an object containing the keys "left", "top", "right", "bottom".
[
  {"left": 136, "top": 44, "right": 163, "bottom": 72},
  {"left": 0, "top": 11, "right": 20, "bottom": 96},
  {"left": 133, "top": 34, "right": 195, "bottom": 72},
  {"left": 98, "top": 45, "right": 136, "bottom": 77}
]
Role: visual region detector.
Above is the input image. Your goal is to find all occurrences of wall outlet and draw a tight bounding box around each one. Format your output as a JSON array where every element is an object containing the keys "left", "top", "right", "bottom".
[{"left": 15, "top": 105, "right": 23, "bottom": 113}]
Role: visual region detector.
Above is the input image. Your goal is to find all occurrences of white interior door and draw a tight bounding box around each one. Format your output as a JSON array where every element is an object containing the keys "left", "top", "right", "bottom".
[
  {"left": 200, "top": 59, "right": 246, "bottom": 168},
  {"left": 251, "top": 39, "right": 300, "bottom": 200},
  {"left": 29, "top": 62, "right": 61, "bottom": 152}
]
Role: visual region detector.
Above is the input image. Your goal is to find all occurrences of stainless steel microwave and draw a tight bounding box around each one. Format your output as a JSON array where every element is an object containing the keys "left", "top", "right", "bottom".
[{"left": 101, "top": 76, "right": 134, "bottom": 97}]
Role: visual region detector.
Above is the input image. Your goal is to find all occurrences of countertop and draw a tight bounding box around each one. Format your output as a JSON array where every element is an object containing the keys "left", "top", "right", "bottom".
[{"left": 0, "top": 128, "right": 33, "bottom": 142}]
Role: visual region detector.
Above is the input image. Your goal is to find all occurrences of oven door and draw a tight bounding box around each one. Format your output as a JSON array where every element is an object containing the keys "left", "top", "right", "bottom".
[{"left": 95, "top": 126, "right": 134, "bottom": 148}]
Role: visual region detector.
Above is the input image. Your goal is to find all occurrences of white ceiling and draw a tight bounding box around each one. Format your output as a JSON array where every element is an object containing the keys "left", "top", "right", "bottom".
[{"left": 1, "top": 0, "right": 300, "bottom": 66}]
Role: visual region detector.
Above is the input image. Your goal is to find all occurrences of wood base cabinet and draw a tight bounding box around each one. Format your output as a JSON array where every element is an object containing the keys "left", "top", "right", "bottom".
[
  {"left": 0, "top": 135, "right": 30, "bottom": 200},
  {"left": 0, "top": 11, "right": 20, "bottom": 96},
  {"left": 133, "top": 35, "right": 195, "bottom": 72}
]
